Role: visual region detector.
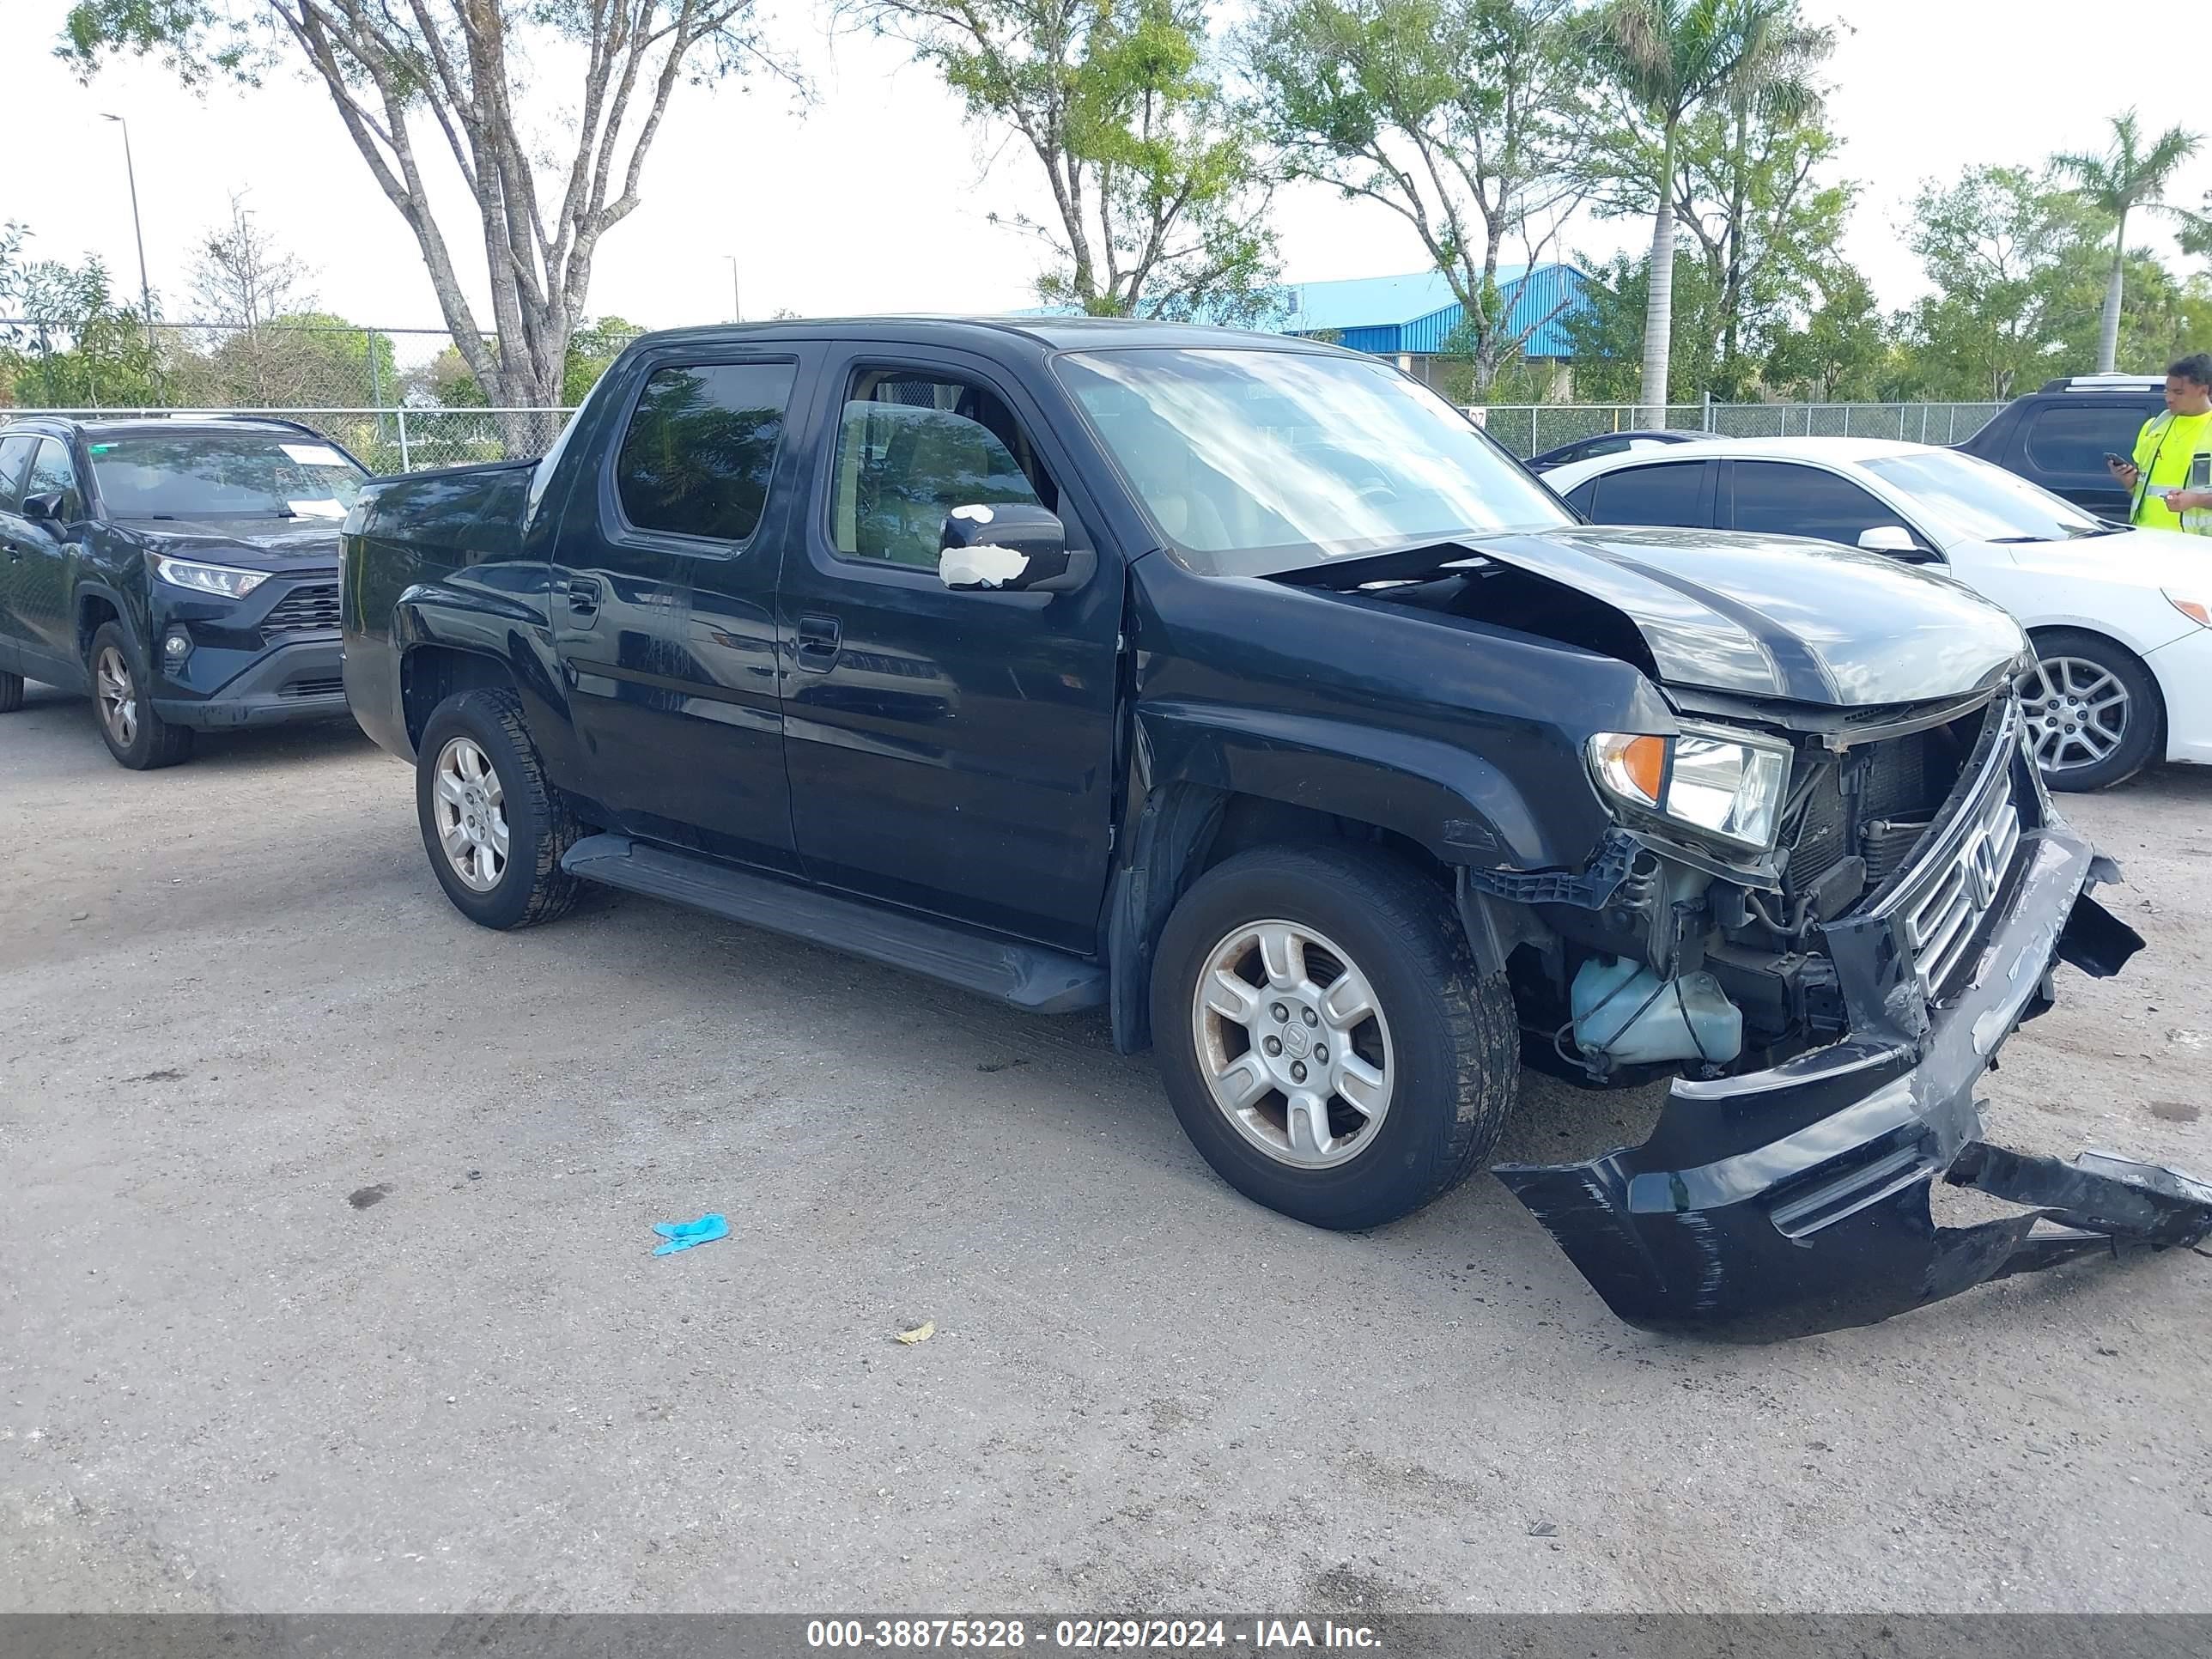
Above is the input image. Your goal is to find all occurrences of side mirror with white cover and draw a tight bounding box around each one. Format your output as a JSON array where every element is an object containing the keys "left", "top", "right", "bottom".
[{"left": 937, "top": 502, "right": 1089, "bottom": 592}]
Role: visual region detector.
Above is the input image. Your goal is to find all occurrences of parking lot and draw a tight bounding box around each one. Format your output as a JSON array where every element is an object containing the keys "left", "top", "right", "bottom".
[{"left": 3, "top": 681, "right": 2210, "bottom": 1613}]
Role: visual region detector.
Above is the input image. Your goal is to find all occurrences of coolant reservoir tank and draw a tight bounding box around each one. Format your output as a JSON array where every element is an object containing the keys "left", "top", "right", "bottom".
[{"left": 1571, "top": 957, "right": 1744, "bottom": 1066}]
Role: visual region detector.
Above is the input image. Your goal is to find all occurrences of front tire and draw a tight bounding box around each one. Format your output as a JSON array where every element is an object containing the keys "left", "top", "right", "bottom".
[
  {"left": 415, "top": 687, "right": 583, "bottom": 929},
  {"left": 2018, "top": 629, "right": 2162, "bottom": 792},
  {"left": 1150, "top": 844, "right": 1520, "bottom": 1231},
  {"left": 90, "top": 622, "right": 193, "bottom": 770}
]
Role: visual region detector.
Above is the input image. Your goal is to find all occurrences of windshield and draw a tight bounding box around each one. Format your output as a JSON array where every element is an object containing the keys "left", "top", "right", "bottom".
[
  {"left": 88, "top": 433, "right": 368, "bottom": 520},
  {"left": 1054, "top": 348, "right": 1571, "bottom": 574},
  {"left": 1860, "top": 449, "right": 2113, "bottom": 545}
]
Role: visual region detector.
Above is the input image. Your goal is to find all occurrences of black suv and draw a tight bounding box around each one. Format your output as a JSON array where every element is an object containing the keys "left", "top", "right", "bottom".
[
  {"left": 1957, "top": 374, "right": 2166, "bottom": 520},
  {"left": 0, "top": 415, "right": 370, "bottom": 768}
]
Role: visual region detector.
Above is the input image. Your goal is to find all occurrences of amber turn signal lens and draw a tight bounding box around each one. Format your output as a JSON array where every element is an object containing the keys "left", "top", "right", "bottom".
[
  {"left": 1591, "top": 732, "right": 1667, "bottom": 805},
  {"left": 2167, "top": 593, "right": 2211, "bottom": 629}
]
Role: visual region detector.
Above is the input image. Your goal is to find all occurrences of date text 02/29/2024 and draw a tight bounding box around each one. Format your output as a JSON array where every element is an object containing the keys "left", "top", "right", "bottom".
[{"left": 804, "top": 1620, "right": 1383, "bottom": 1650}]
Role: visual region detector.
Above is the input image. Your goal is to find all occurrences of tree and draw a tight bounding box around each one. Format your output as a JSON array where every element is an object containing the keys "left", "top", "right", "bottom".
[
  {"left": 852, "top": 0, "right": 1279, "bottom": 321},
  {"left": 0, "top": 225, "right": 161, "bottom": 408},
  {"left": 1243, "top": 0, "right": 1582, "bottom": 392},
  {"left": 1763, "top": 267, "right": 1890, "bottom": 400},
  {"left": 1559, "top": 247, "right": 1720, "bottom": 404},
  {"left": 2054, "top": 110, "right": 2200, "bottom": 374},
  {"left": 182, "top": 196, "right": 326, "bottom": 403},
  {"left": 191, "top": 195, "right": 315, "bottom": 329},
  {"left": 1890, "top": 167, "right": 2106, "bottom": 399},
  {"left": 1579, "top": 0, "right": 1832, "bottom": 424},
  {"left": 61, "top": 0, "right": 781, "bottom": 454}
]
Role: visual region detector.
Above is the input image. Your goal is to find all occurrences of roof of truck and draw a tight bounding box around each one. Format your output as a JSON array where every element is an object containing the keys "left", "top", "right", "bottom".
[{"left": 629, "top": 315, "right": 1353, "bottom": 355}]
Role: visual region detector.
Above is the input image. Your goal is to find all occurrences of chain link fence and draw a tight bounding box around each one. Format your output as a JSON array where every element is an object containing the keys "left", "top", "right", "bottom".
[
  {"left": 1467, "top": 402, "right": 2008, "bottom": 459},
  {"left": 0, "top": 405, "right": 575, "bottom": 473},
  {"left": 0, "top": 319, "right": 483, "bottom": 412}
]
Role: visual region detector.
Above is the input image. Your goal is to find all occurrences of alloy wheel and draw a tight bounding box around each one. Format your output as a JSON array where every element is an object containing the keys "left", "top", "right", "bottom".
[
  {"left": 1189, "top": 919, "right": 1394, "bottom": 1168},
  {"left": 432, "top": 736, "right": 509, "bottom": 892},
  {"left": 2018, "top": 655, "right": 2130, "bottom": 775},
  {"left": 96, "top": 646, "right": 137, "bottom": 748}
]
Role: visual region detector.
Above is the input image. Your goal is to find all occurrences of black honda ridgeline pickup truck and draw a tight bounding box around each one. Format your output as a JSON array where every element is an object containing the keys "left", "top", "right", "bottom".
[{"left": 342, "top": 319, "right": 2212, "bottom": 1339}]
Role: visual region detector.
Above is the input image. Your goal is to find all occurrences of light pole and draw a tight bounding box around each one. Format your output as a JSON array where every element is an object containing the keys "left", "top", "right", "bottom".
[
  {"left": 100, "top": 114, "right": 157, "bottom": 383},
  {"left": 728, "top": 254, "right": 742, "bottom": 323}
]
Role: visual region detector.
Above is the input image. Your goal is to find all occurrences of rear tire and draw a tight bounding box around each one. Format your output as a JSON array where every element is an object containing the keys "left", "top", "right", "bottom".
[
  {"left": 415, "top": 687, "right": 583, "bottom": 929},
  {"left": 0, "top": 670, "right": 21, "bottom": 713},
  {"left": 2018, "top": 629, "right": 2161, "bottom": 793},
  {"left": 90, "top": 622, "right": 194, "bottom": 770},
  {"left": 1150, "top": 844, "right": 1520, "bottom": 1231}
]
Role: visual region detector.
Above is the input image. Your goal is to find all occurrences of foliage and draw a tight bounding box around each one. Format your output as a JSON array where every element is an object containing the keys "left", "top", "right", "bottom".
[
  {"left": 0, "top": 224, "right": 162, "bottom": 407},
  {"left": 854, "top": 0, "right": 1279, "bottom": 323},
  {"left": 1576, "top": 0, "right": 1834, "bottom": 419},
  {"left": 60, "top": 0, "right": 781, "bottom": 453},
  {"left": 1243, "top": 0, "right": 1580, "bottom": 390},
  {"left": 2054, "top": 109, "right": 2200, "bottom": 372}
]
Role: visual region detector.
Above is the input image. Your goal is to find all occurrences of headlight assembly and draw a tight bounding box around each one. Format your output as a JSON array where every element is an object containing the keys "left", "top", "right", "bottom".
[
  {"left": 1589, "top": 727, "right": 1792, "bottom": 853},
  {"left": 147, "top": 552, "right": 270, "bottom": 600}
]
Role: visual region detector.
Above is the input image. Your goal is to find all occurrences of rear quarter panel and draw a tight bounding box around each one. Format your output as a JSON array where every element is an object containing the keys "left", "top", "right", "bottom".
[{"left": 342, "top": 461, "right": 548, "bottom": 762}]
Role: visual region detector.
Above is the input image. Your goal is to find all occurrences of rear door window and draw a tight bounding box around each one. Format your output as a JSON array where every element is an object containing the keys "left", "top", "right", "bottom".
[
  {"left": 1586, "top": 459, "right": 1710, "bottom": 527},
  {"left": 2021, "top": 404, "right": 2153, "bottom": 490},
  {"left": 1727, "top": 460, "right": 1899, "bottom": 546},
  {"left": 613, "top": 361, "right": 799, "bottom": 545}
]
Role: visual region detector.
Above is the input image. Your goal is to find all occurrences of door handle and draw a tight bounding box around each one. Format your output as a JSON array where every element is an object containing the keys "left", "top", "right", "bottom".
[
  {"left": 566, "top": 576, "right": 601, "bottom": 621},
  {"left": 795, "top": 614, "right": 842, "bottom": 672}
]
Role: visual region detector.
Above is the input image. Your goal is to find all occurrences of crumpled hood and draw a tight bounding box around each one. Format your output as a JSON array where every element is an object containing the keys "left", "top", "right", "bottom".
[
  {"left": 112, "top": 515, "right": 343, "bottom": 573},
  {"left": 1468, "top": 525, "right": 2028, "bottom": 706}
]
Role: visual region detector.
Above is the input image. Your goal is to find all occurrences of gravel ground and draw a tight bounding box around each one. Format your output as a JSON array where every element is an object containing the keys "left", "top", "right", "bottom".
[{"left": 3, "top": 681, "right": 2209, "bottom": 1614}]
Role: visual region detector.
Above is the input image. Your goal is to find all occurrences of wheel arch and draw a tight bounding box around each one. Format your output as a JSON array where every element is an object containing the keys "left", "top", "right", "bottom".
[
  {"left": 75, "top": 582, "right": 131, "bottom": 661},
  {"left": 2024, "top": 623, "right": 2170, "bottom": 760},
  {"left": 400, "top": 642, "right": 520, "bottom": 751},
  {"left": 1103, "top": 778, "right": 1492, "bottom": 1055}
]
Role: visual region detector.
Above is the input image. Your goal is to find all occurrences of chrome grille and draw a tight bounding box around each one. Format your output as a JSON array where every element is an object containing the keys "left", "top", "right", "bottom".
[
  {"left": 262, "top": 583, "right": 340, "bottom": 636},
  {"left": 1900, "top": 772, "right": 2022, "bottom": 996}
]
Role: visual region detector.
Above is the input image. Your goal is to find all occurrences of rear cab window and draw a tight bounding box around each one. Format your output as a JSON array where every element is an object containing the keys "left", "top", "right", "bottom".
[{"left": 612, "top": 360, "right": 799, "bottom": 546}]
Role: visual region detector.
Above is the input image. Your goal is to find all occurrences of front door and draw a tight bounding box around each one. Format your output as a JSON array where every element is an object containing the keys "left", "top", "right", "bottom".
[
  {"left": 775, "top": 349, "right": 1122, "bottom": 954},
  {"left": 548, "top": 348, "right": 816, "bottom": 871}
]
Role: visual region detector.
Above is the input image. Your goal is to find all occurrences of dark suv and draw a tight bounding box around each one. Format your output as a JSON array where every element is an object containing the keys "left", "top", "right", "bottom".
[
  {"left": 0, "top": 415, "right": 369, "bottom": 768},
  {"left": 1957, "top": 375, "right": 2166, "bottom": 520}
]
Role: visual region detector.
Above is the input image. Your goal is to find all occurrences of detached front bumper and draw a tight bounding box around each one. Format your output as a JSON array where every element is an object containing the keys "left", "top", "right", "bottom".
[{"left": 1497, "top": 703, "right": 2209, "bottom": 1340}]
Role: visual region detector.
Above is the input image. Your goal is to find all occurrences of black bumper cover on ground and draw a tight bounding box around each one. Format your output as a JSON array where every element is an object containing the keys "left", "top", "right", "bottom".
[{"left": 1496, "top": 814, "right": 2209, "bottom": 1341}]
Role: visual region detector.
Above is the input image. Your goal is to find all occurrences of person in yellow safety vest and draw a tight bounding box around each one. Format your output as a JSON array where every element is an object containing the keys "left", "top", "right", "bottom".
[{"left": 2107, "top": 353, "right": 2212, "bottom": 533}]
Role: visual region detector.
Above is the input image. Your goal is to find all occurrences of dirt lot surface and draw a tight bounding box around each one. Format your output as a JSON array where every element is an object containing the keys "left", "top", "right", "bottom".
[{"left": 4, "top": 682, "right": 2210, "bottom": 1613}]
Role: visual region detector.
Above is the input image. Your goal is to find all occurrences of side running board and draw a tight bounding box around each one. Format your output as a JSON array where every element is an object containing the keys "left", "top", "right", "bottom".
[{"left": 561, "top": 834, "right": 1107, "bottom": 1015}]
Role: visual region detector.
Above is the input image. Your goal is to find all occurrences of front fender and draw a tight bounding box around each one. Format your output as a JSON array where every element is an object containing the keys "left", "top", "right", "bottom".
[{"left": 1133, "top": 701, "right": 1584, "bottom": 871}]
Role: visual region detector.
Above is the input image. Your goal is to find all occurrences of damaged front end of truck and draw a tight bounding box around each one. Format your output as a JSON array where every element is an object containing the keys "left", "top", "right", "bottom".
[
  {"left": 1486, "top": 667, "right": 2209, "bottom": 1340},
  {"left": 1285, "top": 529, "right": 2209, "bottom": 1339}
]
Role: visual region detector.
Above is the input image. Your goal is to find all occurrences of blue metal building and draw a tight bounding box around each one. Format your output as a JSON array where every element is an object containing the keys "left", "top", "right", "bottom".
[{"left": 1262, "top": 264, "right": 1591, "bottom": 391}]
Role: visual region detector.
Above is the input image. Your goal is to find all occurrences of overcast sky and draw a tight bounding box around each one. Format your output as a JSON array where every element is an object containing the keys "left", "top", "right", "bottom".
[{"left": 7, "top": 0, "right": 2209, "bottom": 368}]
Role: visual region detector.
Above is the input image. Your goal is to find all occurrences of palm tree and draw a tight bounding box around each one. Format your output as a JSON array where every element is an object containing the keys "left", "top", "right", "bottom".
[
  {"left": 2057, "top": 112, "right": 2201, "bottom": 374},
  {"left": 1586, "top": 0, "right": 1832, "bottom": 425}
]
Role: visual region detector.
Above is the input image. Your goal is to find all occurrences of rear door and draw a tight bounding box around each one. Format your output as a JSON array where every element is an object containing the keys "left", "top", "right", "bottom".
[
  {"left": 547, "top": 346, "right": 817, "bottom": 871},
  {"left": 1570, "top": 458, "right": 1716, "bottom": 527},
  {"left": 0, "top": 434, "right": 76, "bottom": 684},
  {"left": 2010, "top": 400, "right": 2157, "bottom": 519},
  {"left": 774, "top": 347, "right": 1122, "bottom": 952}
]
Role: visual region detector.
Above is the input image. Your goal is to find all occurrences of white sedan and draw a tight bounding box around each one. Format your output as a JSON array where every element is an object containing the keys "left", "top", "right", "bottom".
[{"left": 1541, "top": 436, "right": 2212, "bottom": 790}]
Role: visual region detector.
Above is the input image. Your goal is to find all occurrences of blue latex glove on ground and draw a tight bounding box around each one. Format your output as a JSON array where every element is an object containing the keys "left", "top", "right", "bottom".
[{"left": 652, "top": 1212, "right": 728, "bottom": 1255}]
